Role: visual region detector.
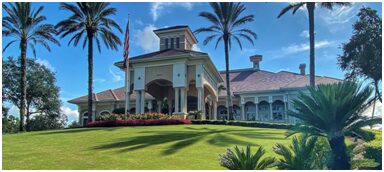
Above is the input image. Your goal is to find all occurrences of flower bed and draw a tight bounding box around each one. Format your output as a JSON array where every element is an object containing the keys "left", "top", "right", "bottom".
[
  {"left": 96, "top": 113, "right": 180, "bottom": 121},
  {"left": 86, "top": 119, "right": 192, "bottom": 127}
]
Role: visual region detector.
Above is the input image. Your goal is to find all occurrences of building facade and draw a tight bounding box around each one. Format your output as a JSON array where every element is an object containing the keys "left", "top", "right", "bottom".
[{"left": 68, "top": 25, "right": 341, "bottom": 126}]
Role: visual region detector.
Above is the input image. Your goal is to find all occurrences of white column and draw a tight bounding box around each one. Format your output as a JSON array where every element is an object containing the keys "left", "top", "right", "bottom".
[
  {"left": 255, "top": 103, "right": 259, "bottom": 121},
  {"left": 180, "top": 87, "right": 186, "bottom": 114},
  {"left": 174, "top": 88, "right": 179, "bottom": 113},
  {"left": 197, "top": 87, "right": 202, "bottom": 111},
  {"left": 157, "top": 100, "right": 162, "bottom": 113},
  {"left": 240, "top": 104, "right": 245, "bottom": 120},
  {"left": 140, "top": 90, "right": 145, "bottom": 114},
  {"left": 213, "top": 101, "right": 217, "bottom": 120},
  {"left": 168, "top": 99, "right": 173, "bottom": 114},
  {"left": 269, "top": 96, "right": 273, "bottom": 121},
  {"left": 135, "top": 91, "right": 140, "bottom": 114},
  {"left": 201, "top": 89, "right": 206, "bottom": 120}
]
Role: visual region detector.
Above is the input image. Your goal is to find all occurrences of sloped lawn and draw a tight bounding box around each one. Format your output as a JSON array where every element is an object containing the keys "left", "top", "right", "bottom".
[{"left": 3, "top": 125, "right": 292, "bottom": 170}]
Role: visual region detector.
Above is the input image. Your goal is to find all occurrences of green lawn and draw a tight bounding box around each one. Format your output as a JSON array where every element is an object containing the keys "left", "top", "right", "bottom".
[{"left": 2, "top": 125, "right": 292, "bottom": 170}]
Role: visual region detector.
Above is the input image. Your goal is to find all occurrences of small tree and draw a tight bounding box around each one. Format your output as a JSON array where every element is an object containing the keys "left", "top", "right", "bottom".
[
  {"left": 3, "top": 57, "right": 62, "bottom": 131},
  {"left": 338, "top": 7, "right": 382, "bottom": 103}
]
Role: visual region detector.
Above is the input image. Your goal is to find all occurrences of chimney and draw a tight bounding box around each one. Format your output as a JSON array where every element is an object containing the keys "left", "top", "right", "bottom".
[
  {"left": 250, "top": 55, "right": 262, "bottom": 70},
  {"left": 299, "top": 63, "right": 306, "bottom": 75}
]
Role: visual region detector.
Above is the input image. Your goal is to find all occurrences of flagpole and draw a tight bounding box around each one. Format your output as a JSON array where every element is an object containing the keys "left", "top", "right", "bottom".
[{"left": 124, "top": 14, "right": 131, "bottom": 116}]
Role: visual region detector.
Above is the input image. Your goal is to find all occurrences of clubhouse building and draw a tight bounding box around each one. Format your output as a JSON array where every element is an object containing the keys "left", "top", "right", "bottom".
[{"left": 69, "top": 25, "right": 341, "bottom": 126}]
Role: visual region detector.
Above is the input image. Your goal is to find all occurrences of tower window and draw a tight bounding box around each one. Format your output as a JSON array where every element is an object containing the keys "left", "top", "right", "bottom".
[
  {"left": 171, "top": 38, "right": 174, "bottom": 48},
  {"left": 176, "top": 37, "right": 180, "bottom": 48},
  {"left": 165, "top": 38, "right": 169, "bottom": 49}
]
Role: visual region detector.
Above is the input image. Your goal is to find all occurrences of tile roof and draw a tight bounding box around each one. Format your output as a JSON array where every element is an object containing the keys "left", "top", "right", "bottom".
[
  {"left": 68, "top": 87, "right": 155, "bottom": 104},
  {"left": 218, "top": 68, "right": 342, "bottom": 96}
]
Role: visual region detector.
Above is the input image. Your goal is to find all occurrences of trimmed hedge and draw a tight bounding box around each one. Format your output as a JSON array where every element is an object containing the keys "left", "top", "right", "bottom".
[
  {"left": 86, "top": 119, "right": 192, "bottom": 127},
  {"left": 363, "top": 129, "right": 382, "bottom": 169},
  {"left": 191, "top": 120, "right": 293, "bottom": 129}
]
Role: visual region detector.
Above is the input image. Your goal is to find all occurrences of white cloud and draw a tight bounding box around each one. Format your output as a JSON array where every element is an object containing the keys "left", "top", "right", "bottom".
[
  {"left": 150, "top": 2, "right": 193, "bottom": 21},
  {"left": 36, "top": 58, "right": 55, "bottom": 71},
  {"left": 134, "top": 25, "right": 159, "bottom": 53},
  {"left": 94, "top": 78, "right": 106, "bottom": 83},
  {"left": 192, "top": 44, "right": 202, "bottom": 52},
  {"left": 61, "top": 106, "right": 79, "bottom": 122},
  {"left": 320, "top": 3, "right": 359, "bottom": 25},
  {"left": 280, "top": 40, "right": 334, "bottom": 55},
  {"left": 299, "top": 30, "right": 310, "bottom": 38},
  {"left": 109, "top": 68, "right": 123, "bottom": 82}
]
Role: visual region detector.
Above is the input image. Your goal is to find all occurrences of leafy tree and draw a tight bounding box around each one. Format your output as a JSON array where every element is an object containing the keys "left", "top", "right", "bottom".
[
  {"left": 278, "top": 2, "right": 350, "bottom": 87},
  {"left": 29, "top": 113, "right": 67, "bottom": 131},
  {"left": 2, "top": 115, "right": 20, "bottom": 134},
  {"left": 195, "top": 2, "right": 257, "bottom": 120},
  {"left": 218, "top": 145, "right": 275, "bottom": 170},
  {"left": 3, "top": 57, "right": 62, "bottom": 131},
  {"left": 273, "top": 134, "right": 324, "bottom": 169},
  {"left": 56, "top": 2, "right": 122, "bottom": 124},
  {"left": 288, "top": 82, "right": 382, "bottom": 169},
  {"left": 338, "top": 7, "right": 382, "bottom": 103},
  {"left": 2, "top": 2, "right": 60, "bottom": 131}
]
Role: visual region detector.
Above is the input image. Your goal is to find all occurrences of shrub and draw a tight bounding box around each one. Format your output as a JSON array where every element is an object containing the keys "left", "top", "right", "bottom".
[
  {"left": 2, "top": 115, "right": 20, "bottom": 134},
  {"left": 191, "top": 120, "right": 293, "bottom": 129},
  {"left": 86, "top": 119, "right": 192, "bottom": 127},
  {"left": 187, "top": 111, "right": 202, "bottom": 120},
  {"left": 96, "top": 113, "right": 178, "bottom": 121},
  {"left": 218, "top": 145, "right": 275, "bottom": 170},
  {"left": 67, "top": 121, "right": 82, "bottom": 128}
]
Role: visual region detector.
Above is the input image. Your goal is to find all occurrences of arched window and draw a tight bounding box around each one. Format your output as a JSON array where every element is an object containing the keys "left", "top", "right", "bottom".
[
  {"left": 82, "top": 111, "right": 89, "bottom": 125},
  {"left": 272, "top": 100, "right": 285, "bottom": 121},
  {"left": 217, "top": 105, "right": 227, "bottom": 120},
  {"left": 245, "top": 102, "right": 256, "bottom": 121},
  {"left": 99, "top": 110, "right": 111, "bottom": 116},
  {"left": 258, "top": 101, "right": 270, "bottom": 121}
]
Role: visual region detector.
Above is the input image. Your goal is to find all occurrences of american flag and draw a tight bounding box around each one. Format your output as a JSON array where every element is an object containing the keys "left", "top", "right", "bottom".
[{"left": 123, "top": 16, "right": 130, "bottom": 68}]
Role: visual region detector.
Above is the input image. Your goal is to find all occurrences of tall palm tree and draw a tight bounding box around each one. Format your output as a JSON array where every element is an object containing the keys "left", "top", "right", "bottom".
[
  {"left": 278, "top": 2, "right": 351, "bottom": 87},
  {"left": 195, "top": 2, "right": 257, "bottom": 120},
  {"left": 288, "top": 82, "right": 382, "bottom": 169},
  {"left": 2, "top": 2, "right": 60, "bottom": 131},
  {"left": 56, "top": 2, "right": 122, "bottom": 124}
]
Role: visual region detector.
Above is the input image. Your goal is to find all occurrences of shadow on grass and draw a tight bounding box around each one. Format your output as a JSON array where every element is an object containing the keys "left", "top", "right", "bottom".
[
  {"left": 35, "top": 127, "right": 120, "bottom": 135},
  {"left": 92, "top": 127, "right": 279, "bottom": 155}
]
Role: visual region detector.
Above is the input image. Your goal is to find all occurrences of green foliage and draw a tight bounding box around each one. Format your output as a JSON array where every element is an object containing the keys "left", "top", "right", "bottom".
[
  {"left": 67, "top": 121, "right": 82, "bottom": 128},
  {"left": 191, "top": 120, "right": 293, "bottom": 129},
  {"left": 218, "top": 145, "right": 275, "bottom": 170},
  {"left": 96, "top": 113, "right": 178, "bottom": 121},
  {"left": 338, "top": 7, "right": 382, "bottom": 101},
  {"left": 352, "top": 159, "right": 379, "bottom": 170},
  {"left": 2, "top": 115, "right": 20, "bottom": 134},
  {"left": 187, "top": 111, "right": 202, "bottom": 120},
  {"left": 273, "top": 134, "right": 325, "bottom": 170},
  {"left": 364, "top": 130, "right": 382, "bottom": 169},
  {"left": 29, "top": 113, "right": 67, "bottom": 131}
]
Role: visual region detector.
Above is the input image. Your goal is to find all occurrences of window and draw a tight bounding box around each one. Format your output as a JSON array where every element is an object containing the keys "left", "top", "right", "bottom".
[
  {"left": 176, "top": 37, "right": 180, "bottom": 48},
  {"left": 272, "top": 100, "right": 285, "bottom": 121},
  {"left": 258, "top": 101, "right": 270, "bottom": 121},
  {"left": 165, "top": 38, "right": 169, "bottom": 49},
  {"left": 245, "top": 102, "right": 256, "bottom": 121},
  {"left": 171, "top": 38, "right": 174, "bottom": 48}
]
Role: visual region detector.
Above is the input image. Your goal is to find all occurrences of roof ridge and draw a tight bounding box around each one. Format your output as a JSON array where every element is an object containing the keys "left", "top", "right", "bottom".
[{"left": 110, "top": 89, "right": 118, "bottom": 101}]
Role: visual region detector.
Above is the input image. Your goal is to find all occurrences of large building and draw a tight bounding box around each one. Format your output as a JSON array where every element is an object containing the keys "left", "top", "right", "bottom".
[{"left": 69, "top": 25, "right": 341, "bottom": 126}]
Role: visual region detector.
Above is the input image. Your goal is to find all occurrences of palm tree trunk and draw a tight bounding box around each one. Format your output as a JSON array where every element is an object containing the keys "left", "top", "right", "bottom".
[
  {"left": 87, "top": 32, "right": 94, "bottom": 124},
  {"left": 329, "top": 135, "right": 351, "bottom": 169},
  {"left": 374, "top": 80, "right": 382, "bottom": 103},
  {"left": 307, "top": 3, "right": 315, "bottom": 87},
  {"left": 224, "top": 36, "right": 233, "bottom": 120},
  {"left": 19, "top": 40, "right": 27, "bottom": 132}
]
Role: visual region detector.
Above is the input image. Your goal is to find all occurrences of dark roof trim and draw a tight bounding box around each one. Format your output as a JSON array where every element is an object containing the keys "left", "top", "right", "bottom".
[{"left": 153, "top": 25, "right": 189, "bottom": 32}]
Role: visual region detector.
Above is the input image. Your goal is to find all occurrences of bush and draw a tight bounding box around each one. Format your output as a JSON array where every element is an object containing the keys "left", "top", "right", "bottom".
[
  {"left": 96, "top": 113, "right": 178, "bottom": 121},
  {"left": 86, "top": 119, "right": 192, "bottom": 127},
  {"left": 191, "top": 120, "right": 293, "bottom": 129},
  {"left": 2, "top": 115, "right": 20, "bottom": 134},
  {"left": 28, "top": 113, "right": 67, "bottom": 131},
  {"left": 67, "top": 121, "right": 82, "bottom": 128},
  {"left": 187, "top": 111, "right": 202, "bottom": 120}
]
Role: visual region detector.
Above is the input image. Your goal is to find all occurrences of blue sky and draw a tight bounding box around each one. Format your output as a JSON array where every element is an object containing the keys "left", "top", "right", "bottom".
[{"left": 2, "top": 2, "right": 382, "bottom": 122}]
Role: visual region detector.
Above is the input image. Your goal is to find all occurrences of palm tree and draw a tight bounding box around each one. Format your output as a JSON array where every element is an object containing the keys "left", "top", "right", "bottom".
[
  {"left": 2, "top": 2, "right": 60, "bottom": 131},
  {"left": 278, "top": 2, "right": 351, "bottom": 87},
  {"left": 273, "top": 134, "right": 322, "bottom": 169},
  {"left": 288, "top": 82, "right": 382, "bottom": 169},
  {"left": 195, "top": 2, "right": 257, "bottom": 120},
  {"left": 56, "top": 2, "right": 122, "bottom": 123},
  {"left": 219, "top": 145, "right": 275, "bottom": 170}
]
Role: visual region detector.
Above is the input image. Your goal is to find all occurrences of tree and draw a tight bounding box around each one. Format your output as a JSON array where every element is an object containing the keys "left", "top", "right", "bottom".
[
  {"left": 2, "top": 2, "right": 60, "bottom": 131},
  {"left": 278, "top": 2, "right": 350, "bottom": 87},
  {"left": 338, "top": 7, "right": 382, "bottom": 103},
  {"left": 218, "top": 145, "right": 275, "bottom": 170},
  {"left": 288, "top": 82, "right": 382, "bottom": 169},
  {"left": 273, "top": 134, "right": 324, "bottom": 169},
  {"left": 3, "top": 57, "right": 62, "bottom": 131},
  {"left": 56, "top": 2, "right": 122, "bottom": 124},
  {"left": 28, "top": 113, "right": 67, "bottom": 131},
  {"left": 195, "top": 2, "right": 257, "bottom": 120}
]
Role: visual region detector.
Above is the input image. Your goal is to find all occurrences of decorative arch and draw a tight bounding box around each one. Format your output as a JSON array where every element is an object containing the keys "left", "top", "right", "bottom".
[
  {"left": 81, "top": 111, "right": 89, "bottom": 125},
  {"left": 272, "top": 100, "right": 285, "bottom": 121},
  {"left": 244, "top": 102, "right": 256, "bottom": 121},
  {"left": 258, "top": 101, "right": 270, "bottom": 121},
  {"left": 203, "top": 83, "right": 217, "bottom": 101}
]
